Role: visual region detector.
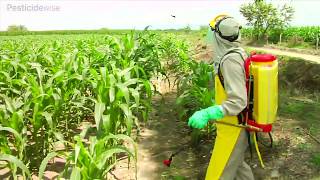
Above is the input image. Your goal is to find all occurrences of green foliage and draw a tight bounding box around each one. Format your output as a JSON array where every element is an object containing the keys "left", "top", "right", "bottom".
[
  {"left": 0, "top": 30, "right": 185, "bottom": 177},
  {"left": 63, "top": 133, "right": 137, "bottom": 179},
  {"left": 38, "top": 152, "right": 59, "bottom": 179},
  {"left": 297, "top": 143, "right": 312, "bottom": 151},
  {"left": 182, "top": 25, "right": 192, "bottom": 33},
  {"left": 167, "top": 41, "right": 216, "bottom": 139},
  {"left": 311, "top": 153, "right": 320, "bottom": 168},
  {"left": 282, "top": 26, "right": 320, "bottom": 43},
  {"left": 240, "top": 1, "right": 294, "bottom": 40},
  {"left": 242, "top": 26, "right": 320, "bottom": 45},
  {"left": 279, "top": 91, "right": 320, "bottom": 129},
  {"left": 278, "top": 57, "right": 320, "bottom": 131},
  {"left": 175, "top": 61, "right": 215, "bottom": 121},
  {"left": 0, "top": 154, "right": 31, "bottom": 179},
  {"left": 175, "top": 61, "right": 216, "bottom": 141},
  {"left": 0, "top": 29, "right": 126, "bottom": 36}
]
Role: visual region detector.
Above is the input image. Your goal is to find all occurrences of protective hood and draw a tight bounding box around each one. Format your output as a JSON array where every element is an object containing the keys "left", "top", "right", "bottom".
[{"left": 207, "top": 17, "right": 243, "bottom": 73}]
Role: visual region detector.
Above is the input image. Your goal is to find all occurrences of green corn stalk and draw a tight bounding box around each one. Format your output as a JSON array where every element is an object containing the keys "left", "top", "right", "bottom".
[
  {"left": 63, "top": 130, "right": 137, "bottom": 180},
  {"left": 0, "top": 31, "right": 185, "bottom": 177}
]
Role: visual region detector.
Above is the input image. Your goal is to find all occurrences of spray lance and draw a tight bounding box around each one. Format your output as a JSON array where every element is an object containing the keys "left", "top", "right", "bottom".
[
  {"left": 162, "top": 121, "right": 263, "bottom": 167},
  {"left": 162, "top": 142, "right": 188, "bottom": 167},
  {"left": 162, "top": 126, "right": 208, "bottom": 167}
]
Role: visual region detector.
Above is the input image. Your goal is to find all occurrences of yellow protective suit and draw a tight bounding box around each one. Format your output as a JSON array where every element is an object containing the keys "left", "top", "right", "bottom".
[
  {"left": 206, "top": 58, "right": 254, "bottom": 180},
  {"left": 205, "top": 75, "right": 254, "bottom": 180}
]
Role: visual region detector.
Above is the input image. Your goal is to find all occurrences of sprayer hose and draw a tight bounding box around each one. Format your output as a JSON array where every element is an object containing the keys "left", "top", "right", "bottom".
[{"left": 253, "top": 132, "right": 265, "bottom": 168}]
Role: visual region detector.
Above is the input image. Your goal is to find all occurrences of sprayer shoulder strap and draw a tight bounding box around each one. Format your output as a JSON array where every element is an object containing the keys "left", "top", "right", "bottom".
[
  {"left": 217, "top": 50, "right": 246, "bottom": 89},
  {"left": 217, "top": 50, "right": 247, "bottom": 125}
]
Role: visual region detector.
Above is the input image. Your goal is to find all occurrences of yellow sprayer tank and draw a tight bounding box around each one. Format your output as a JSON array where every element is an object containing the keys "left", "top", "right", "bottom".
[{"left": 250, "top": 54, "right": 278, "bottom": 125}]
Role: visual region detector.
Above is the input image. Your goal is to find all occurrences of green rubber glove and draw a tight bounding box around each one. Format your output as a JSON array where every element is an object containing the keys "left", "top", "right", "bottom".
[{"left": 188, "top": 105, "right": 224, "bottom": 129}]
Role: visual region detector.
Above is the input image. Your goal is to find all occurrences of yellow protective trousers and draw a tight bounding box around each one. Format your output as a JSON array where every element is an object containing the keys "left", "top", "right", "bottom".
[{"left": 205, "top": 76, "right": 254, "bottom": 180}]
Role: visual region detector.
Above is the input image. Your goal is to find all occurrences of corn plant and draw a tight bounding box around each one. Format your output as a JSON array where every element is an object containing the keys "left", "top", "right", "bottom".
[
  {"left": 175, "top": 61, "right": 215, "bottom": 120},
  {"left": 0, "top": 31, "right": 177, "bottom": 177},
  {"left": 0, "top": 125, "right": 29, "bottom": 179},
  {"left": 173, "top": 58, "right": 216, "bottom": 142},
  {"left": 62, "top": 131, "right": 137, "bottom": 180},
  {"left": 91, "top": 63, "right": 152, "bottom": 137}
]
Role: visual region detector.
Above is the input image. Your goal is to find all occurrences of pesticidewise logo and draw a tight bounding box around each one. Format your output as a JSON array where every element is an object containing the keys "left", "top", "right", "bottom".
[{"left": 6, "top": 3, "right": 61, "bottom": 12}]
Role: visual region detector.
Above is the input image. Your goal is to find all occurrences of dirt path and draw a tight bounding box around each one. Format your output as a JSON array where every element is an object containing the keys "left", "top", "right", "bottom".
[
  {"left": 247, "top": 46, "right": 320, "bottom": 64},
  {"left": 136, "top": 90, "right": 211, "bottom": 180}
]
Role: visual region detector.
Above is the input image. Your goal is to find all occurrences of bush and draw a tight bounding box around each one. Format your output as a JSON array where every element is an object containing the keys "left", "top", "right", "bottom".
[
  {"left": 311, "top": 153, "right": 320, "bottom": 168},
  {"left": 7, "top": 25, "right": 28, "bottom": 32}
]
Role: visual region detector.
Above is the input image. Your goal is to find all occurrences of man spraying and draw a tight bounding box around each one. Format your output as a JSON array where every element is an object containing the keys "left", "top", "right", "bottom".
[{"left": 188, "top": 15, "right": 255, "bottom": 180}]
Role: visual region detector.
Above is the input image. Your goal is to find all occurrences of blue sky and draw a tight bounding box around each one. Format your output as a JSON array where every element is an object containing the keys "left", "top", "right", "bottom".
[{"left": 0, "top": 0, "right": 319, "bottom": 31}]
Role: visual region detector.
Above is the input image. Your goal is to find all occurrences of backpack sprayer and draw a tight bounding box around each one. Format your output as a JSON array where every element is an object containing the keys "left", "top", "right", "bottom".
[{"left": 221, "top": 51, "right": 278, "bottom": 168}]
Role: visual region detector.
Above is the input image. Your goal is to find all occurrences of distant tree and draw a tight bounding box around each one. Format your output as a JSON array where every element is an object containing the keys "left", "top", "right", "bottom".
[
  {"left": 144, "top": 25, "right": 151, "bottom": 31},
  {"left": 183, "top": 25, "right": 192, "bottom": 33},
  {"left": 7, "top": 25, "right": 28, "bottom": 32},
  {"left": 240, "top": 1, "right": 294, "bottom": 40}
]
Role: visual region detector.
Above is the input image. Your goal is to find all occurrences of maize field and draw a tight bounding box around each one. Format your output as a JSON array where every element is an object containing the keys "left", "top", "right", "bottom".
[
  {"left": 242, "top": 26, "right": 320, "bottom": 44},
  {"left": 0, "top": 31, "right": 214, "bottom": 179}
]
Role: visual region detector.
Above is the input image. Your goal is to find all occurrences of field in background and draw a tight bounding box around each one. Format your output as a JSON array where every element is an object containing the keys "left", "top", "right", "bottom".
[
  {"left": 242, "top": 27, "right": 320, "bottom": 51},
  {"left": 2, "top": 26, "right": 319, "bottom": 45}
]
